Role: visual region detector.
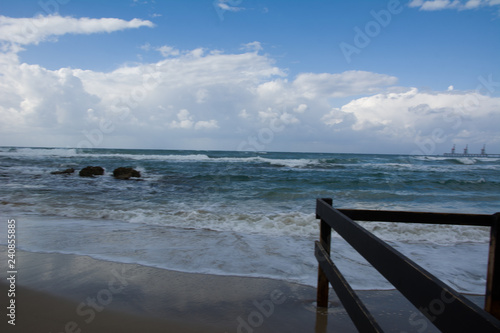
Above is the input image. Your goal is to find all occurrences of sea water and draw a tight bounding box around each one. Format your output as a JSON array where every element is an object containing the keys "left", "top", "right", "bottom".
[{"left": 0, "top": 147, "right": 498, "bottom": 294}]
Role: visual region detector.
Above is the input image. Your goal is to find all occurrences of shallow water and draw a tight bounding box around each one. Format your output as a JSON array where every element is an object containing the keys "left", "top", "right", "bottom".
[{"left": 0, "top": 147, "right": 498, "bottom": 293}]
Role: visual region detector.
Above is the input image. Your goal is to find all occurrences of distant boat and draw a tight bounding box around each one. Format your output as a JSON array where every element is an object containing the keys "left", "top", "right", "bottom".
[{"left": 443, "top": 144, "right": 500, "bottom": 158}]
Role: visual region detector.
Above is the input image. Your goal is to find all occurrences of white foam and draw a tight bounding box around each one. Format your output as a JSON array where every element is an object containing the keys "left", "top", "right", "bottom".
[
  {"left": 117, "top": 153, "right": 211, "bottom": 161},
  {"left": 0, "top": 215, "right": 488, "bottom": 293},
  {"left": 358, "top": 221, "right": 490, "bottom": 244},
  {"left": 390, "top": 241, "right": 488, "bottom": 293},
  {"left": 414, "top": 155, "right": 497, "bottom": 166},
  {"left": 36, "top": 205, "right": 320, "bottom": 238},
  {"left": 0, "top": 148, "right": 321, "bottom": 169},
  {"left": 0, "top": 147, "right": 78, "bottom": 158},
  {"left": 456, "top": 157, "right": 476, "bottom": 165},
  {"left": 260, "top": 157, "right": 318, "bottom": 168},
  {"left": 20, "top": 200, "right": 491, "bottom": 244},
  {"left": 477, "top": 157, "right": 500, "bottom": 162}
]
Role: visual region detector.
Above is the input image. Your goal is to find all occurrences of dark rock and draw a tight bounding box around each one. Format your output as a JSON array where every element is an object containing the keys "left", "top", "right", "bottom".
[
  {"left": 113, "top": 167, "right": 141, "bottom": 180},
  {"left": 51, "top": 168, "right": 75, "bottom": 175},
  {"left": 79, "top": 166, "right": 104, "bottom": 177}
]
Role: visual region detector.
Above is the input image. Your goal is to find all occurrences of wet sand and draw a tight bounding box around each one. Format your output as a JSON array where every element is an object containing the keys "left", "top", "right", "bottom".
[{"left": 0, "top": 247, "right": 485, "bottom": 332}]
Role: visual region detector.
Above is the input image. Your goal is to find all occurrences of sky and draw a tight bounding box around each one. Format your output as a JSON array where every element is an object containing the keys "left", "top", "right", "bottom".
[{"left": 0, "top": 0, "right": 499, "bottom": 154}]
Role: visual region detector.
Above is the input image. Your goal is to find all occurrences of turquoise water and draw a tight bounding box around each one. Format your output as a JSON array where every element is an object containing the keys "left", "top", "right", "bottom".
[{"left": 0, "top": 147, "right": 498, "bottom": 292}]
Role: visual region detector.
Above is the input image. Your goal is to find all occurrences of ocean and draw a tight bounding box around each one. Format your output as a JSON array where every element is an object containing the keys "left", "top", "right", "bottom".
[{"left": 0, "top": 147, "right": 499, "bottom": 294}]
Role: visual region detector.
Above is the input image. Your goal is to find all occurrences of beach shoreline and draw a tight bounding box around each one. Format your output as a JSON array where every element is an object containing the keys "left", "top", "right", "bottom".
[
  {"left": 1, "top": 247, "right": 487, "bottom": 332},
  {"left": 0, "top": 247, "right": 356, "bottom": 332}
]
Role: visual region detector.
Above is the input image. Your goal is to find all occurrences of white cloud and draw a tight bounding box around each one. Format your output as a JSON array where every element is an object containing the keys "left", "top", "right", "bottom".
[
  {"left": 292, "top": 71, "right": 398, "bottom": 99},
  {"left": 239, "top": 109, "right": 250, "bottom": 119},
  {"left": 409, "top": 0, "right": 459, "bottom": 10},
  {"left": 323, "top": 88, "right": 500, "bottom": 151},
  {"left": 140, "top": 42, "right": 152, "bottom": 51},
  {"left": 169, "top": 109, "right": 218, "bottom": 130},
  {"left": 408, "top": 0, "right": 500, "bottom": 10},
  {"left": 195, "top": 89, "right": 209, "bottom": 104},
  {"left": 257, "top": 107, "right": 299, "bottom": 125},
  {"left": 156, "top": 45, "right": 180, "bottom": 57},
  {"left": 0, "top": 53, "right": 99, "bottom": 137},
  {"left": 170, "top": 109, "right": 194, "bottom": 129},
  {"left": 216, "top": 0, "right": 245, "bottom": 12},
  {"left": 195, "top": 119, "right": 219, "bottom": 130},
  {"left": 322, "top": 108, "right": 352, "bottom": 127},
  {"left": 0, "top": 26, "right": 498, "bottom": 152},
  {"left": 464, "top": 0, "right": 483, "bottom": 8},
  {"left": 0, "top": 15, "right": 154, "bottom": 46},
  {"left": 241, "top": 41, "right": 263, "bottom": 52},
  {"left": 293, "top": 104, "right": 308, "bottom": 113}
]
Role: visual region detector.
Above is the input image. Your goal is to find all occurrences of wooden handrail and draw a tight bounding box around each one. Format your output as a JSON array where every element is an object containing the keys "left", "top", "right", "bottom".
[
  {"left": 315, "top": 241, "right": 383, "bottom": 332},
  {"left": 338, "top": 209, "right": 494, "bottom": 226},
  {"left": 315, "top": 198, "right": 500, "bottom": 332},
  {"left": 485, "top": 214, "right": 500, "bottom": 319}
]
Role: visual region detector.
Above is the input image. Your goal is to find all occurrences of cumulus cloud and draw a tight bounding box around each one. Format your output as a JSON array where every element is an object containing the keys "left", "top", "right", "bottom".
[
  {"left": 0, "top": 18, "right": 498, "bottom": 152},
  {"left": 238, "top": 109, "right": 250, "bottom": 119},
  {"left": 322, "top": 108, "right": 354, "bottom": 127},
  {"left": 408, "top": 0, "right": 500, "bottom": 11},
  {"left": 292, "top": 71, "right": 398, "bottom": 99},
  {"left": 293, "top": 104, "right": 308, "bottom": 113},
  {"left": 215, "top": 0, "right": 245, "bottom": 12},
  {"left": 0, "top": 15, "right": 154, "bottom": 46},
  {"left": 322, "top": 87, "right": 500, "bottom": 152},
  {"left": 213, "top": 0, "right": 245, "bottom": 21},
  {"left": 169, "top": 109, "right": 218, "bottom": 130},
  {"left": 170, "top": 109, "right": 194, "bottom": 129},
  {"left": 0, "top": 38, "right": 407, "bottom": 150},
  {"left": 0, "top": 52, "right": 100, "bottom": 137},
  {"left": 241, "top": 41, "right": 263, "bottom": 52},
  {"left": 156, "top": 45, "right": 180, "bottom": 57},
  {"left": 195, "top": 119, "right": 219, "bottom": 130}
]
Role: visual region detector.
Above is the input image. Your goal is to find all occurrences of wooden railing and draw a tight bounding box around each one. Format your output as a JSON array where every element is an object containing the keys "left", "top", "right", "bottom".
[{"left": 315, "top": 198, "right": 500, "bottom": 332}]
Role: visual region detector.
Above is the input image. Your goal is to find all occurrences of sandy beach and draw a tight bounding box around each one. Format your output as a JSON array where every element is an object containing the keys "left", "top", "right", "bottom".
[
  {"left": 0, "top": 246, "right": 355, "bottom": 332},
  {"left": 0, "top": 246, "right": 486, "bottom": 332}
]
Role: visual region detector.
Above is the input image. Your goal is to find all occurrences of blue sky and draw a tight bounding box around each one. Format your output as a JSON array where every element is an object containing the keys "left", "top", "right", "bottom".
[{"left": 0, "top": 0, "right": 499, "bottom": 154}]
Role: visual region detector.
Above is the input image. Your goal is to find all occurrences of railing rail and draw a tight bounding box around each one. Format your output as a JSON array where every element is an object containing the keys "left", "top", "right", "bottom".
[{"left": 315, "top": 198, "right": 500, "bottom": 332}]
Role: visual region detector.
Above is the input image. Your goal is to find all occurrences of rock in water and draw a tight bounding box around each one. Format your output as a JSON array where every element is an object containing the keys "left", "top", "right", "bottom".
[
  {"left": 79, "top": 166, "right": 105, "bottom": 177},
  {"left": 51, "top": 168, "right": 75, "bottom": 175},
  {"left": 113, "top": 167, "right": 141, "bottom": 180}
]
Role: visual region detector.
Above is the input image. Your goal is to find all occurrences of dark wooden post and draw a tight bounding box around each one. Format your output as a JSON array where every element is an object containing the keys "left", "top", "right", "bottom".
[
  {"left": 485, "top": 213, "right": 500, "bottom": 319},
  {"left": 316, "top": 198, "right": 332, "bottom": 308}
]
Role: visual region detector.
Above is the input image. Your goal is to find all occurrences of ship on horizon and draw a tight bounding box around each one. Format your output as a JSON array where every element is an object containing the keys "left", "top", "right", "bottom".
[{"left": 443, "top": 144, "right": 500, "bottom": 158}]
